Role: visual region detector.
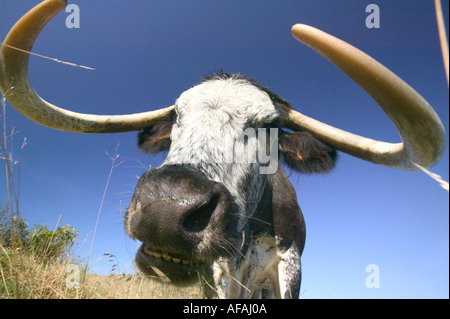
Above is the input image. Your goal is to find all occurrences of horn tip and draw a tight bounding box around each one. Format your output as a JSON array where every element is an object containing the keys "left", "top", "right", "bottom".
[{"left": 291, "top": 24, "right": 313, "bottom": 40}]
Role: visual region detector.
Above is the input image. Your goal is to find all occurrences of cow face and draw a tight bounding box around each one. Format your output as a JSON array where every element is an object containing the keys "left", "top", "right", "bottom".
[{"left": 124, "top": 73, "right": 336, "bottom": 286}]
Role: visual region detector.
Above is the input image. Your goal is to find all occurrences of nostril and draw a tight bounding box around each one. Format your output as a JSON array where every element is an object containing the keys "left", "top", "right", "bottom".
[{"left": 182, "top": 193, "right": 220, "bottom": 233}]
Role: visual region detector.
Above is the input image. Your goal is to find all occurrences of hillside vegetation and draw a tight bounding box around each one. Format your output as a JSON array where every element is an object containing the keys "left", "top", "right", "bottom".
[{"left": 0, "top": 212, "right": 201, "bottom": 299}]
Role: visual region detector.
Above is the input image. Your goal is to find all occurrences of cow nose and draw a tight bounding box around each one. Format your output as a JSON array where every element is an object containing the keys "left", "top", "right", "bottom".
[
  {"left": 182, "top": 193, "right": 220, "bottom": 233},
  {"left": 126, "top": 165, "right": 230, "bottom": 252},
  {"left": 130, "top": 191, "right": 221, "bottom": 247}
]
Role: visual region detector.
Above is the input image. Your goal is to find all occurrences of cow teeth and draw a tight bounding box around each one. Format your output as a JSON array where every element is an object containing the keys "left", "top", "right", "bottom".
[
  {"left": 144, "top": 247, "right": 190, "bottom": 265},
  {"left": 144, "top": 247, "right": 154, "bottom": 256},
  {"left": 152, "top": 252, "right": 162, "bottom": 259}
]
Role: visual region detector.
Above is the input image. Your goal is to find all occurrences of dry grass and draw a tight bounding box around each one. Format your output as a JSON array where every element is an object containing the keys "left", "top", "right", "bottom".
[
  {"left": 413, "top": 162, "right": 449, "bottom": 192},
  {"left": 84, "top": 273, "right": 201, "bottom": 299},
  {"left": 0, "top": 246, "right": 85, "bottom": 299},
  {"left": 0, "top": 245, "right": 201, "bottom": 299}
]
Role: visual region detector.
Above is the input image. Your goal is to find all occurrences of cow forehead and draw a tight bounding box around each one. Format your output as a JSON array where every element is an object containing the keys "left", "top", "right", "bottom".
[
  {"left": 175, "top": 78, "right": 279, "bottom": 126},
  {"left": 164, "top": 78, "right": 277, "bottom": 214}
]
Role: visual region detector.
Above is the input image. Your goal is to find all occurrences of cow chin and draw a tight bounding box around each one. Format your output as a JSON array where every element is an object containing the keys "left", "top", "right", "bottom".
[{"left": 126, "top": 164, "right": 243, "bottom": 286}]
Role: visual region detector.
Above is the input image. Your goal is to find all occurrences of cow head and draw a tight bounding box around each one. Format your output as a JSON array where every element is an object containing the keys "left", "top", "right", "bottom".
[
  {"left": 125, "top": 72, "right": 337, "bottom": 285},
  {"left": 0, "top": 0, "right": 445, "bottom": 297}
]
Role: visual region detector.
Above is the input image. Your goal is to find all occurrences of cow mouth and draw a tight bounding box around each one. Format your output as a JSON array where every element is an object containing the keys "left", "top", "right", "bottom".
[
  {"left": 135, "top": 244, "right": 200, "bottom": 285},
  {"left": 142, "top": 245, "right": 192, "bottom": 266}
]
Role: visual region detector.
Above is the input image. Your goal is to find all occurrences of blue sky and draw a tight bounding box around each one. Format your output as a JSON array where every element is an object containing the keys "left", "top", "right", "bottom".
[{"left": 1, "top": 0, "right": 448, "bottom": 298}]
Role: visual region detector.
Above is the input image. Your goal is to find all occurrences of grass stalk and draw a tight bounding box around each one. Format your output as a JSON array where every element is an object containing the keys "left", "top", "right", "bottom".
[
  {"left": 83, "top": 143, "right": 123, "bottom": 280},
  {"left": 1, "top": 92, "right": 21, "bottom": 298}
]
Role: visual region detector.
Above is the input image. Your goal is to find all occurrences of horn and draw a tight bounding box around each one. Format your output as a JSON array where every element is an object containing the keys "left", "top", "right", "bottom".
[
  {"left": 0, "top": 0, "right": 174, "bottom": 133},
  {"left": 283, "top": 24, "right": 446, "bottom": 171}
]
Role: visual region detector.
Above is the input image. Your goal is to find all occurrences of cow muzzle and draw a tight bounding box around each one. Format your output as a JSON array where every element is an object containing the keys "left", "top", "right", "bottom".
[{"left": 125, "top": 165, "right": 240, "bottom": 285}]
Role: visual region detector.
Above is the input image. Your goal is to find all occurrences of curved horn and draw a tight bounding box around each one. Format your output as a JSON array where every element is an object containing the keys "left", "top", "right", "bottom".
[
  {"left": 284, "top": 24, "right": 446, "bottom": 171},
  {"left": 0, "top": 0, "right": 174, "bottom": 133}
]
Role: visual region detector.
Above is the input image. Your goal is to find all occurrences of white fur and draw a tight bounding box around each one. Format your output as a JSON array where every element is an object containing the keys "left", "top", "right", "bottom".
[
  {"left": 163, "top": 78, "right": 279, "bottom": 221},
  {"left": 211, "top": 236, "right": 300, "bottom": 298}
]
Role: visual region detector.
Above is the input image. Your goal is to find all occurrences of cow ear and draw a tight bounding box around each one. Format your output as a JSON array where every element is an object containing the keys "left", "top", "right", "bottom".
[
  {"left": 138, "top": 122, "right": 173, "bottom": 153},
  {"left": 279, "top": 131, "right": 337, "bottom": 174}
]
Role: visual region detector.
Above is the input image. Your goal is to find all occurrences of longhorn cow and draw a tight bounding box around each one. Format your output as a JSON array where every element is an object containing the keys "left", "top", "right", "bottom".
[{"left": 0, "top": 0, "right": 445, "bottom": 298}]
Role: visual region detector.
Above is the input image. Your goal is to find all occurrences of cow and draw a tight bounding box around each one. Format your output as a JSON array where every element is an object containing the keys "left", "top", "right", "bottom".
[{"left": 0, "top": 0, "right": 445, "bottom": 298}]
